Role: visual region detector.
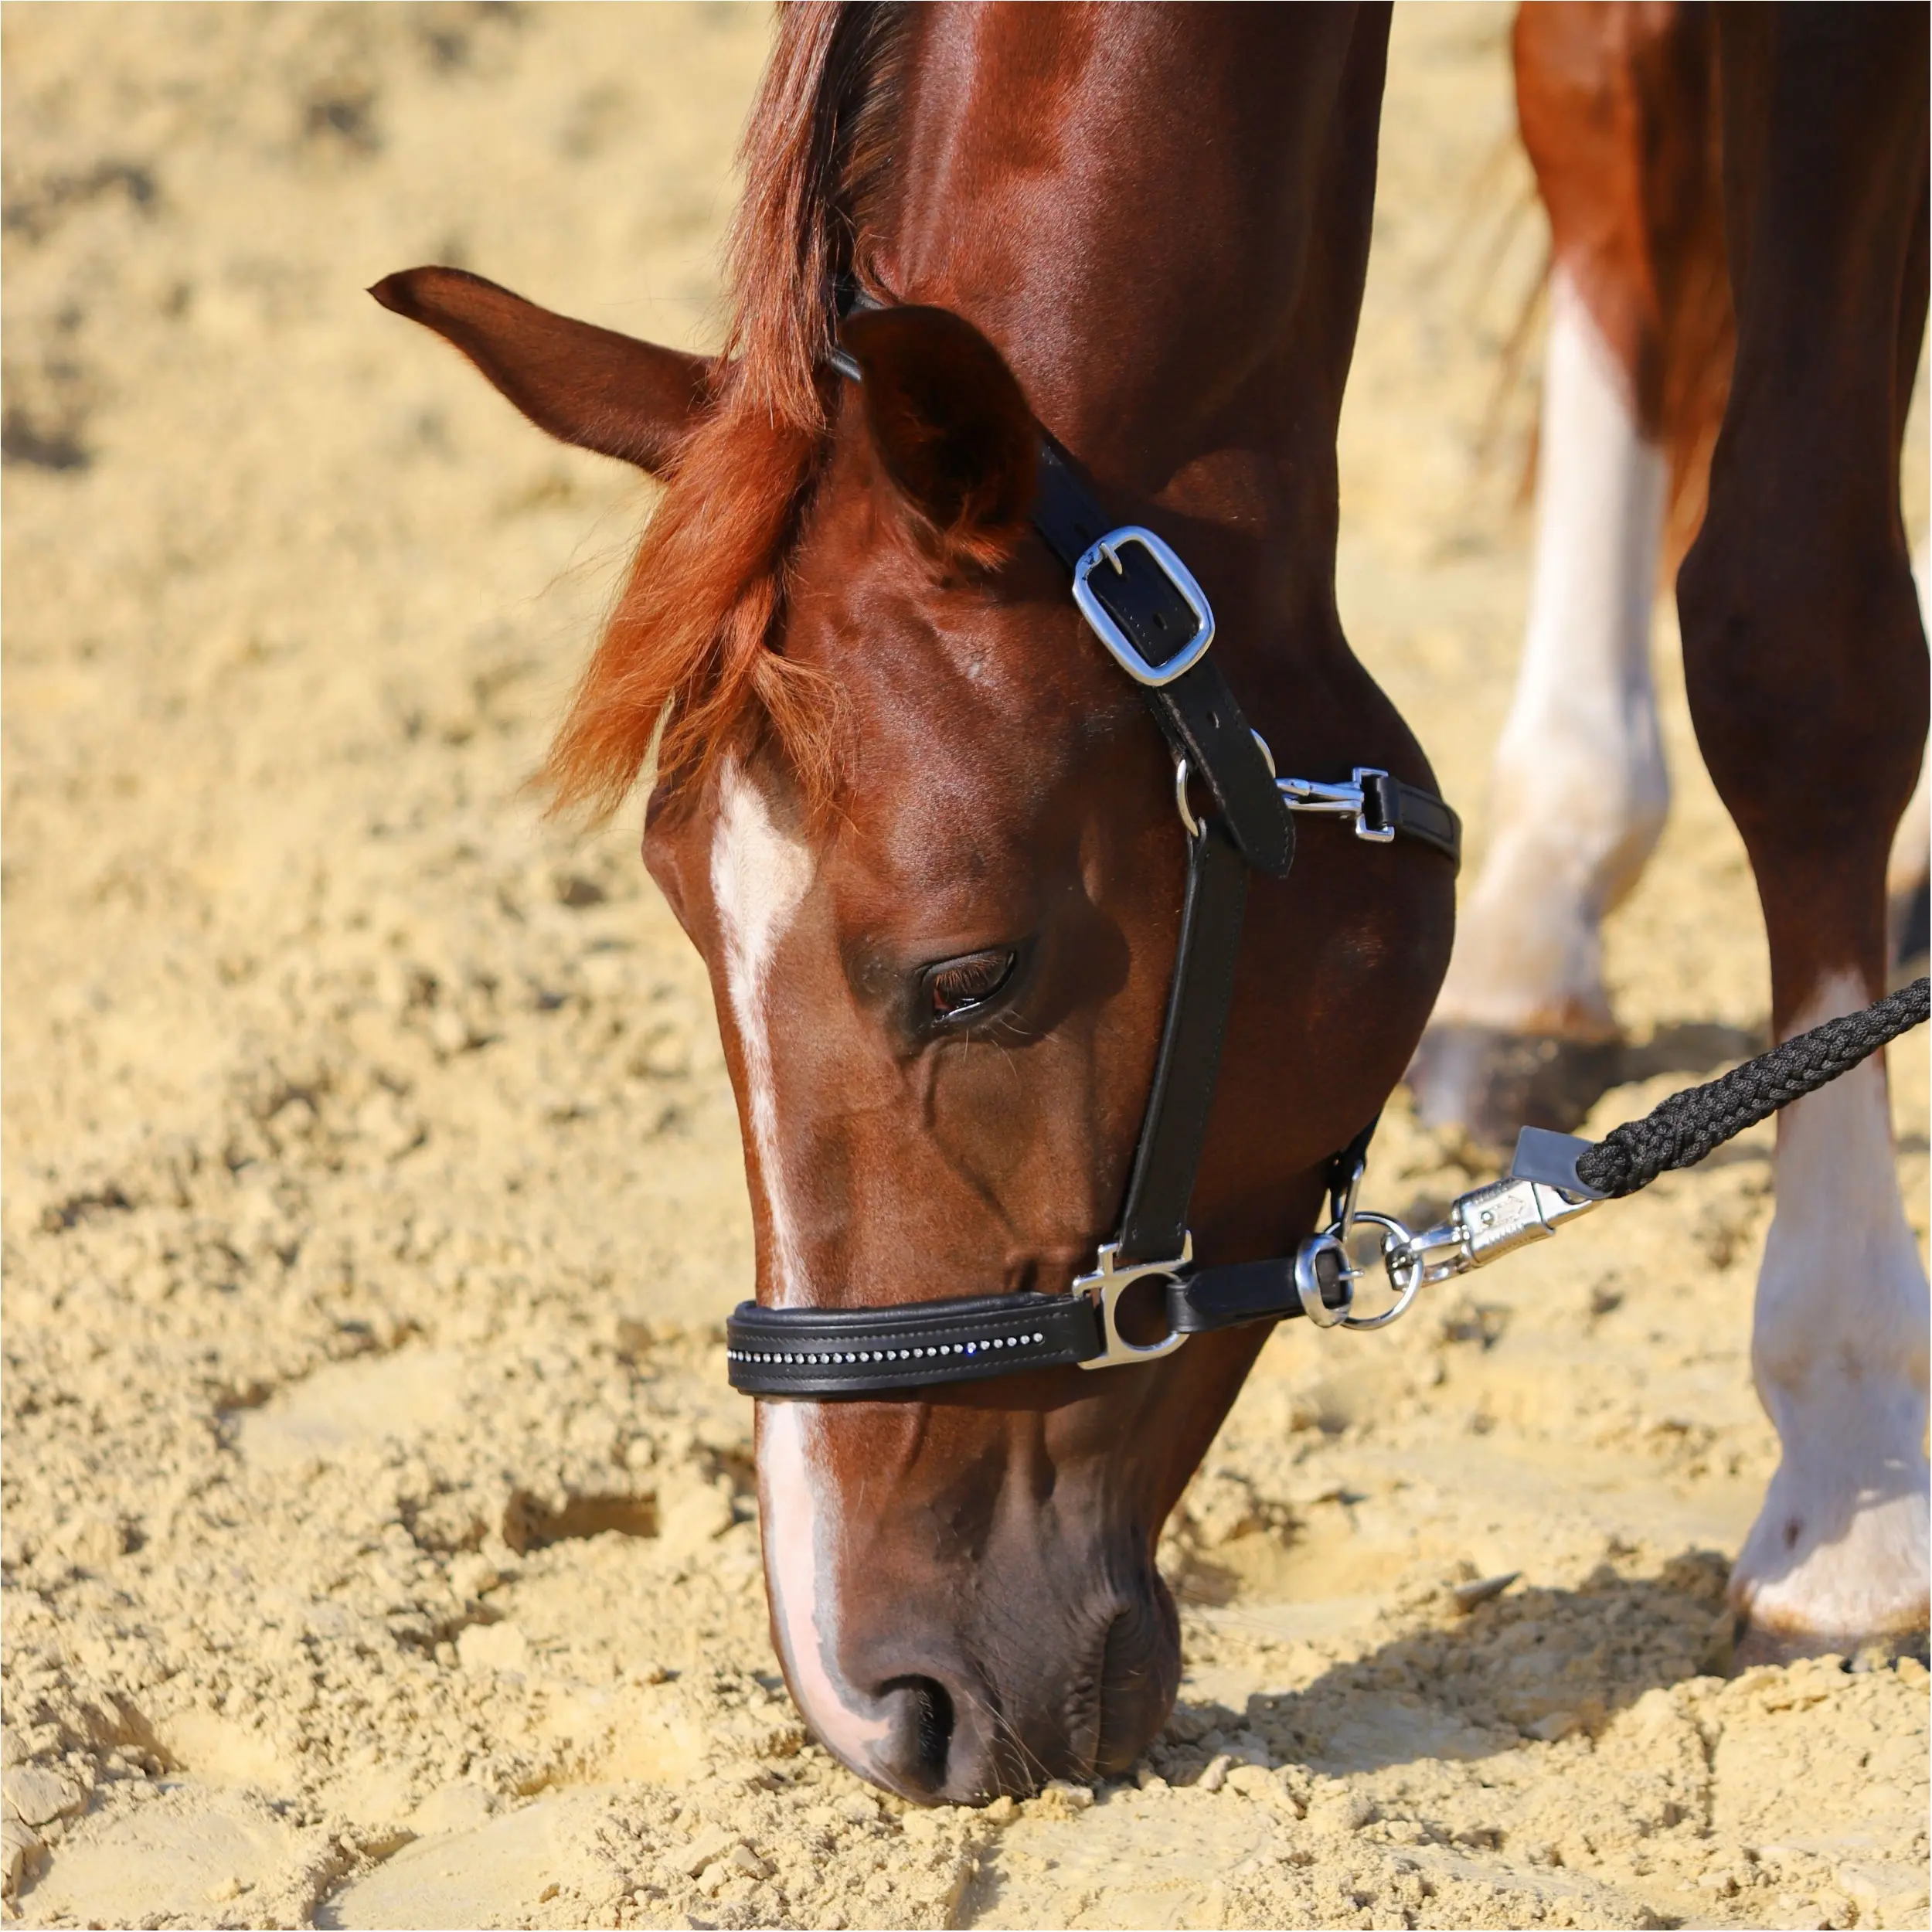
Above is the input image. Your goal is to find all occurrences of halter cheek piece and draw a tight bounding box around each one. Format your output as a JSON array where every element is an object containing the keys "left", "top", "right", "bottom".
[{"left": 726, "top": 310, "right": 1462, "bottom": 1400}]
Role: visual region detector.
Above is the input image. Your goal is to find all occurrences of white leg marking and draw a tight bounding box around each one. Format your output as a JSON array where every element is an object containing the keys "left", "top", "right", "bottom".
[
  {"left": 709, "top": 764, "right": 886, "bottom": 1763},
  {"left": 709, "top": 758, "right": 815, "bottom": 1308},
  {"left": 1434, "top": 268, "right": 1671, "bottom": 1036},
  {"left": 1733, "top": 970, "right": 1930, "bottom": 1642}
]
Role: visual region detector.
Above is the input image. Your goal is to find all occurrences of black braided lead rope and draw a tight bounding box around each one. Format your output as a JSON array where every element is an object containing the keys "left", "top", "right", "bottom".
[{"left": 1572, "top": 976, "right": 1930, "bottom": 1199}]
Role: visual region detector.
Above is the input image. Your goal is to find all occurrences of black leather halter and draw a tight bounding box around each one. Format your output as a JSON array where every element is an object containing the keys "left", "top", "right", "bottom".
[{"left": 726, "top": 315, "right": 1459, "bottom": 1399}]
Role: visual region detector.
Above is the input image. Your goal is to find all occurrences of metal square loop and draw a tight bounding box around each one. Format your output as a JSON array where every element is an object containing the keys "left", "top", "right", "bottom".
[
  {"left": 1073, "top": 1237, "right": 1193, "bottom": 1370},
  {"left": 1071, "top": 526, "right": 1216, "bottom": 688}
]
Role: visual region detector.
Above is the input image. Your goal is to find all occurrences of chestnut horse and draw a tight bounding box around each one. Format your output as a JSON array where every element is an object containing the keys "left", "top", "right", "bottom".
[{"left": 376, "top": 2, "right": 1927, "bottom": 1800}]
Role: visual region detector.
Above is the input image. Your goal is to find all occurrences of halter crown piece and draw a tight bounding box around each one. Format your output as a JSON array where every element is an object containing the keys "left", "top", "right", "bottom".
[{"left": 725, "top": 291, "right": 1464, "bottom": 1399}]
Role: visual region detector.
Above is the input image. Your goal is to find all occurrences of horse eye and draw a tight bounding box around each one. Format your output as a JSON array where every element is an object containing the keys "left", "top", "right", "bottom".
[{"left": 925, "top": 948, "right": 1017, "bottom": 1020}]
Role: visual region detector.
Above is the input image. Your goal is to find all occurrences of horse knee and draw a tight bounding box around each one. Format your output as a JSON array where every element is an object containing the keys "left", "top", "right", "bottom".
[{"left": 1679, "top": 507, "right": 1926, "bottom": 862}]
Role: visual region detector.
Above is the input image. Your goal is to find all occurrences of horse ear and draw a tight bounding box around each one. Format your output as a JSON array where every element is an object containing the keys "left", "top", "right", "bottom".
[
  {"left": 840, "top": 306, "right": 1037, "bottom": 560},
  {"left": 370, "top": 266, "right": 713, "bottom": 476}
]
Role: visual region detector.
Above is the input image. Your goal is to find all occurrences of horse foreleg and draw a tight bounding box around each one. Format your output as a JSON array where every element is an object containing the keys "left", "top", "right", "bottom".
[
  {"left": 1413, "top": 2, "right": 1724, "bottom": 1141},
  {"left": 1679, "top": 5, "right": 1930, "bottom": 1665},
  {"left": 1411, "top": 267, "right": 1668, "bottom": 1139}
]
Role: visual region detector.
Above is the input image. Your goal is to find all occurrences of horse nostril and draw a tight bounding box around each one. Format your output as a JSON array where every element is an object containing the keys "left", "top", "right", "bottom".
[{"left": 877, "top": 1675, "right": 956, "bottom": 1795}]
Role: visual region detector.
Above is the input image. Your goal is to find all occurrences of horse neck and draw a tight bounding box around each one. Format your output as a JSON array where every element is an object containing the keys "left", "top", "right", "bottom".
[{"left": 872, "top": 5, "right": 1382, "bottom": 508}]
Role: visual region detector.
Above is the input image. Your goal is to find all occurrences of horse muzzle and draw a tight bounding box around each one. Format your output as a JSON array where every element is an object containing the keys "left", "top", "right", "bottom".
[{"left": 825, "top": 1573, "right": 1180, "bottom": 1804}]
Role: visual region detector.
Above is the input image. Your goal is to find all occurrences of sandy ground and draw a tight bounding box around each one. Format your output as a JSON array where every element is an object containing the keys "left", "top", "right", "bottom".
[{"left": 3, "top": 5, "right": 1927, "bottom": 1930}]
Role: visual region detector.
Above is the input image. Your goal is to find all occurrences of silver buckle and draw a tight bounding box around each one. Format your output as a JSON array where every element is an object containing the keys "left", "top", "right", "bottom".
[
  {"left": 1277, "top": 767, "right": 1396, "bottom": 843},
  {"left": 1292, "top": 1232, "right": 1355, "bottom": 1328},
  {"left": 1071, "top": 528, "right": 1215, "bottom": 687},
  {"left": 1073, "top": 1237, "right": 1192, "bottom": 1369}
]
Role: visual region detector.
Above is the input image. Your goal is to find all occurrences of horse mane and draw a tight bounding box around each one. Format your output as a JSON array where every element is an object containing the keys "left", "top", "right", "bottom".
[{"left": 540, "top": 2, "right": 910, "bottom": 823}]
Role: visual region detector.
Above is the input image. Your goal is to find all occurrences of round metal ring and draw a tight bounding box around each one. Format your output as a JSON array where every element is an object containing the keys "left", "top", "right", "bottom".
[
  {"left": 1178, "top": 739, "right": 1272, "bottom": 838},
  {"left": 1335, "top": 1210, "right": 1425, "bottom": 1331}
]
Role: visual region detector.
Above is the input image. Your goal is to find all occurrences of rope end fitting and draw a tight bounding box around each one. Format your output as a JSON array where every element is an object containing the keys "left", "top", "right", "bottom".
[{"left": 1510, "top": 1127, "right": 1608, "bottom": 1201}]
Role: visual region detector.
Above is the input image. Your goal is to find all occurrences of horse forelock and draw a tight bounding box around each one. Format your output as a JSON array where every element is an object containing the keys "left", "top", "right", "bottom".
[{"left": 541, "top": 1, "right": 912, "bottom": 827}]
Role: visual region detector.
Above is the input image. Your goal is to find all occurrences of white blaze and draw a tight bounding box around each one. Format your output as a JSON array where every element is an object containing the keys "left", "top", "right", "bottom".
[
  {"left": 708, "top": 760, "right": 883, "bottom": 1768},
  {"left": 758, "top": 1403, "right": 889, "bottom": 1770},
  {"left": 1733, "top": 970, "right": 1930, "bottom": 1640},
  {"left": 710, "top": 758, "right": 815, "bottom": 1308},
  {"left": 1434, "top": 267, "right": 1670, "bottom": 1036}
]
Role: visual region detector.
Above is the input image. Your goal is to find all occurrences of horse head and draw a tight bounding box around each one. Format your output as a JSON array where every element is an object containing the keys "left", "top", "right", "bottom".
[{"left": 374, "top": 5, "right": 1452, "bottom": 1801}]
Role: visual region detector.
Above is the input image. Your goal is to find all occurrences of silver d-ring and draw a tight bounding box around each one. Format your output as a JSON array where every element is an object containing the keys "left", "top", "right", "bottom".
[
  {"left": 1174, "top": 757, "right": 1202, "bottom": 838},
  {"left": 1336, "top": 1210, "right": 1424, "bottom": 1331},
  {"left": 1178, "top": 738, "right": 1273, "bottom": 838},
  {"left": 1293, "top": 1232, "right": 1353, "bottom": 1328}
]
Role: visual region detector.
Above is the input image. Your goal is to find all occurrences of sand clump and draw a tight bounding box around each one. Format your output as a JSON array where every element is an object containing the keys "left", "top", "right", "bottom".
[{"left": 3, "top": 5, "right": 1927, "bottom": 1929}]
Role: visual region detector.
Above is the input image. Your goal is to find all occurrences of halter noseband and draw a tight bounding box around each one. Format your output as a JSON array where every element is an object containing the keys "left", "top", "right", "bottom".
[{"left": 726, "top": 304, "right": 1461, "bottom": 1399}]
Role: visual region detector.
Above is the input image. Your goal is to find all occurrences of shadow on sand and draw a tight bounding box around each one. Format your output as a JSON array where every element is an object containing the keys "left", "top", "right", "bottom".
[{"left": 1162, "top": 1550, "right": 1736, "bottom": 1778}]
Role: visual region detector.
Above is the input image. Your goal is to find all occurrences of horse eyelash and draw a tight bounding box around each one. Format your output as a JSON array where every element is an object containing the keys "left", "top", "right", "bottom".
[{"left": 928, "top": 948, "right": 1016, "bottom": 1018}]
